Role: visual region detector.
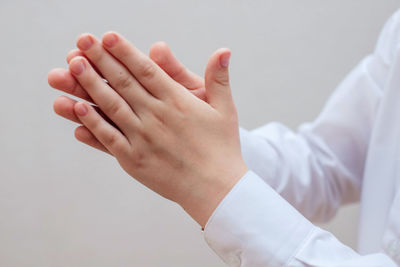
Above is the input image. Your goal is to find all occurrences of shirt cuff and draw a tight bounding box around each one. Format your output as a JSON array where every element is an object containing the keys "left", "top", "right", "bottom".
[{"left": 203, "top": 170, "right": 315, "bottom": 266}]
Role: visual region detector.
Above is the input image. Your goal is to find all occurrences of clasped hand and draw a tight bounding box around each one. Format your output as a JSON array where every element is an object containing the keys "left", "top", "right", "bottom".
[{"left": 48, "top": 32, "right": 248, "bottom": 228}]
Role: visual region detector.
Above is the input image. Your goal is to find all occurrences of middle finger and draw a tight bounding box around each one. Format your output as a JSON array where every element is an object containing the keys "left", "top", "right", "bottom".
[
  {"left": 69, "top": 56, "right": 139, "bottom": 135},
  {"left": 76, "top": 34, "right": 158, "bottom": 118}
]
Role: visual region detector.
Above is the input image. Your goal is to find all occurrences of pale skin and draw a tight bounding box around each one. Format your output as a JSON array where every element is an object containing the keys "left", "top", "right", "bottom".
[
  {"left": 48, "top": 32, "right": 248, "bottom": 228},
  {"left": 49, "top": 41, "right": 206, "bottom": 154}
]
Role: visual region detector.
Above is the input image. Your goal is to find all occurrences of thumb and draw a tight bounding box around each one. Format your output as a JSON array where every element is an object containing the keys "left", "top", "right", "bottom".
[
  {"left": 205, "top": 48, "right": 233, "bottom": 112},
  {"left": 149, "top": 42, "right": 204, "bottom": 90}
]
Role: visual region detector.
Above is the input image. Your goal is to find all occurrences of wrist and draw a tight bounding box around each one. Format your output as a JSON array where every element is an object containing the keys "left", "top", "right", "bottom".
[{"left": 180, "top": 164, "right": 248, "bottom": 228}]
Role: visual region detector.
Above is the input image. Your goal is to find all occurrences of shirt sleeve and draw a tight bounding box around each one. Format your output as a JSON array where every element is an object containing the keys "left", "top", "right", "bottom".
[
  {"left": 203, "top": 8, "right": 400, "bottom": 267},
  {"left": 204, "top": 171, "right": 397, "bottom": 267},
  {"left": 237, "top": 9, "right": 400, "bottom": 223}
]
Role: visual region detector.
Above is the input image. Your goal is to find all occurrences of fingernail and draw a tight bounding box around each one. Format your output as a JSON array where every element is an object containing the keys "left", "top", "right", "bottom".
[
  {"left": 103, "top": 33, "right": 118, "bottom": 48},
  {"left": 70, "top": 59, "right": 85, "bottom": 75},
  {"left": 77, "top": 35, "right": 93, "bottom": 51},
  {"left": 75, "top": 102, "right": 88, "bottom": 116},
  {"left": 220, "top": 52, "right": 231, "bottom": 68}
]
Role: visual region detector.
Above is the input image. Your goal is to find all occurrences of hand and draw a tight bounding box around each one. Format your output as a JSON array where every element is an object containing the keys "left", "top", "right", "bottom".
[
  {"left": 55, "top": 32, "right": 247, "bottom": 228},
  {"left": 48, "top": 41, "right": 205, "bottom": 153}
]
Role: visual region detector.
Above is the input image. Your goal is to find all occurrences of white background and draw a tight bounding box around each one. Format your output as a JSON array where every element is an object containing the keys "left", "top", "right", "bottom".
[{"left": 0, "top": 0, "right": 399, "bottom": 266}]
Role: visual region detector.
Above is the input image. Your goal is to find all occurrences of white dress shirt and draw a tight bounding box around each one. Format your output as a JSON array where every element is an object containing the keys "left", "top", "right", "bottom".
[{"left": 204, "top": 9, "right": 400, "bottom": 266}]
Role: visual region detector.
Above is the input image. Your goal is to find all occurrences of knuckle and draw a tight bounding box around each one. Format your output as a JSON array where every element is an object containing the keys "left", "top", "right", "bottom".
[
  {"left": 131, "top": 150, "right": 145, "bottom": 169},
  {"left": 153, "top": 111, "right": 166, "bottom": 127},
  {"left": 152, "top": 102, "right": 168, "bottom": 121},
  {"left": 106, "top": 99, "right": 125, "bottom": 118},
  {"left": 114, "top": 72, "right": 133, "bottom": 92},
  {"left": 152, "top": 103, "right": 177, "bottom": 131},
  {"left": 214, "top": 75, "right": 230, "bottom": 87},
  {"left": 173, "top": 100, "right": 186, "bottom": 113},
  {"left": 102, "top": 132, "right": 120, "bottom": 148},
  {"left": 152, "top": 114, "right": 168, "bottom": 135},
  {"left": 138, "top": 124, "right": 153, "bottom": 144},
  {"left": 87, "top": 116, "right": 102, "bottom": 132},
  {"left": 169, "top": 96, "right": 188, "bottom": 114},
  {"left": 169, "top": 64, "right": 185, "bottom": 79},
  {"left": 138, "top": 61, "right": 156, "bottom": 80}
]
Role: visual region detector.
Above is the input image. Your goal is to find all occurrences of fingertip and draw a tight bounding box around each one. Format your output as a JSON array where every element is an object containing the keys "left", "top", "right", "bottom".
[
  {"left": 216, "top": 47, "right": 231, "bottom": 54},
  {"left": 66, "top": 49, "right": 84, "bottom": 63},
  {"left": 216, "top": 47, "right": 231, "bottom": 59},
  {"left": 53, "top": 95, "right": 66, "bottom": 115},
  {"left": 69, "top": 55, "right": 87, "bottom": 64},
  {"left": 69, "top": 56, "right": 87, "bottom": 76},
  {"left": 53, "top": 95, "right": 75, "bottom": 115},
  {"left": 76, "top": 32, "right": 92, "bottom": 44},
  {"left": 149, "top": 41, "right": 171, "bottom": 65},
  {"left": 74, "top": 101, "right": 89, "bottom": 116},
  {"left": 74, "top": 126, "right": 94, "bottom": 145},
  {"left": 102, "top": 31, "right": 119, "bottom": 48},
  {"left": 213, "top": 48, "right": 231, "bottom": 59},
  {"left": 76, "top": 33, "right": 95, "bottom": 51},
  {"left": 207, "top": 48, "right": 231, "bottom": 70},
  {"left": 48, "top": 68, "right": 69, "bottom": 88},
  {"left": 150, "top": 41, "right": 170, "bottom": 53},
  {"left": 74, "top": 126, "right": 110, "bottom": 154},
  {"left": 153, "top": 41, "right": 169, "bottom": 49},
  {"left": 74, "top": 125, "right": 88, "bottom": 141},
  {"left": 102, "top": 30, "right": 118, "bottom": 37},
  {"left": 47, "top": 68, "right": 59, "bottom": 88},
  {"left": 219, "top": 50, "right": 231, "bottom": 68},
  {"left": 53, "top": 96, "right": 83, "bottom": 124}
]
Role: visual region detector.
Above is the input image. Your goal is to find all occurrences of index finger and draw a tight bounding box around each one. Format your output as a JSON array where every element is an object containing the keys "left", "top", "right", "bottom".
[{"left": 102, "top": 32, "right": 186, "bottom": 100}]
